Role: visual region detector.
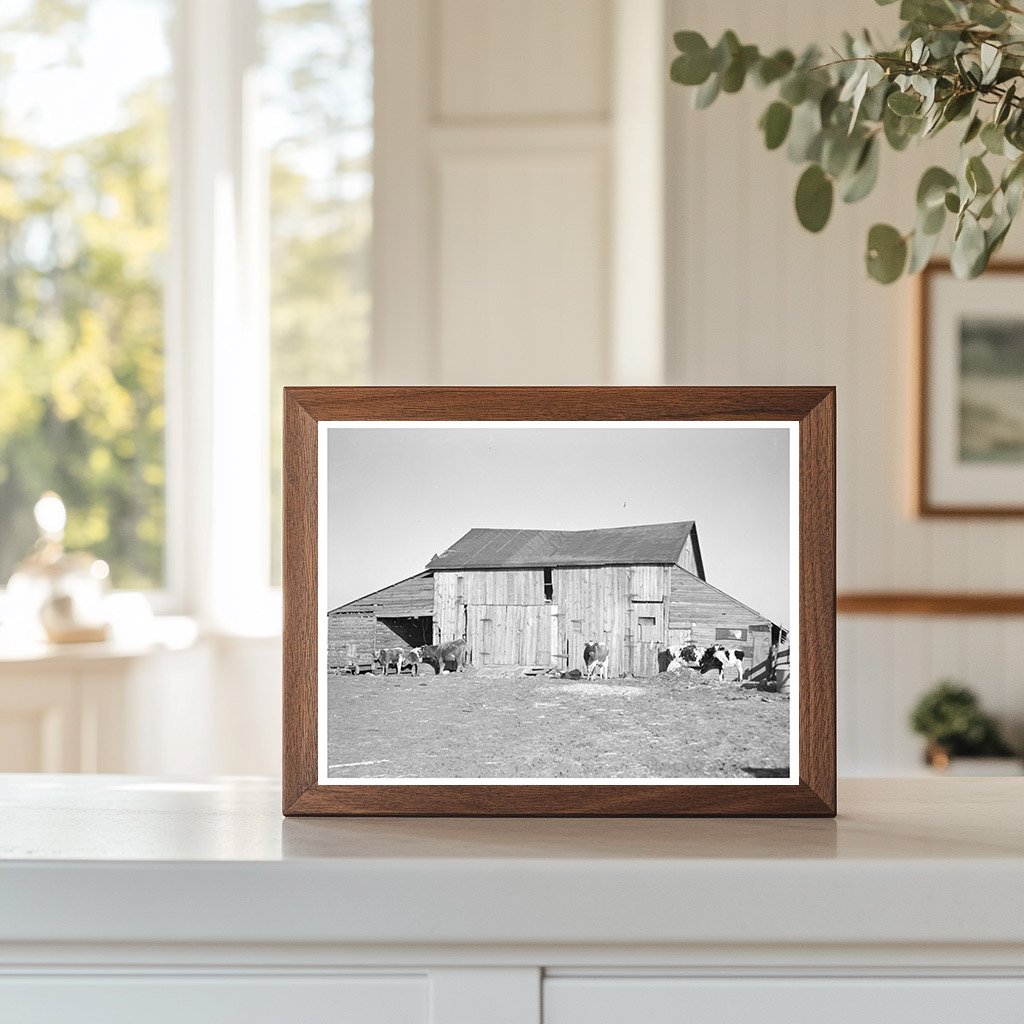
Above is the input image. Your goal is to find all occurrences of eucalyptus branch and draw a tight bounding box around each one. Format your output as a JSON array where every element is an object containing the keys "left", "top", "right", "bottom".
[{"left": 670, "top": 0, "right": 1024, "bottom": 283}]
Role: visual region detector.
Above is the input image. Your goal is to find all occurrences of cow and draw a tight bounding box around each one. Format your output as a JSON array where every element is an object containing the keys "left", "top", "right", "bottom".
[
  {"left": 404, "top": 647, "right": 423, "bottom": 676},
  {"left": 698, "top": 644, "right": 746, "bottom": 684},
  {"left": 660, "top": 643, "right": 702, "bottom": 673},
  {"left": 583, "top": 640, "right": 610, "bottom": 679},
  {"left": 376, "top": 647, "right": 405, "bottom": 675},
  {"left": 438, "top": 638, "right": 467, "bottom": 674},
  {"left": 420, "top": 639, "right": 467, "bottom": 675}
]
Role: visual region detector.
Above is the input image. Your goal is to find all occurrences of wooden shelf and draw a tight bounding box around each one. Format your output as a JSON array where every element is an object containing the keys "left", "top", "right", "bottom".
[{"left": 838, "top": 592, "right": 1024, "bottom": 616}]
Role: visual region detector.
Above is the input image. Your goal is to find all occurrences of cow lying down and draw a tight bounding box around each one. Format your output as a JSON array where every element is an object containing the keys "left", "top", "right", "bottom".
[{"left": 662, "top": 643, "right": 746, "bottom": 683}]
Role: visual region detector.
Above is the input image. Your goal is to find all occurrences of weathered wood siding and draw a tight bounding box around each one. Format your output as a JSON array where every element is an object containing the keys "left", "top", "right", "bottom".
[
  {"left": 680, "top": 534, "right": 700, "bottom": 577},
  {"left": 667, "top": 566, "right": 772, "bottom": 653},
  {"left": 552, "top": 565, "right": 671, "bottom": 675},
  {"left": 467, "top": 604, "right": 554, "bottom": 666},
  {"left": 326, "top": 611, "right": 376, "bottom": 669},
  {"left": 434, "top": 568, "right": 546, "bottom": 641},
  {"left": 327, "top": 612, "right": 433, "bottom": 668}
]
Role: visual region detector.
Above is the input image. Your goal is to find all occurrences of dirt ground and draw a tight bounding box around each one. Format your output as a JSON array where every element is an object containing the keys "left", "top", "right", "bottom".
[{"left": 326, "top": 666, "right": 790, "bottom": 780}]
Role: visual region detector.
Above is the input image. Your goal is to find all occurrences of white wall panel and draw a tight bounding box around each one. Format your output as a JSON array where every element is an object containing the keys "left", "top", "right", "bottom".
[
  {"left": 437, "top": 151, "right": 608, "bottom": 384},
  {"left": 666, "top": 0, "right": 1024, "bottom": 774},
  {"left": 438, "top": 0, "right": 610, "bottom": 120}
]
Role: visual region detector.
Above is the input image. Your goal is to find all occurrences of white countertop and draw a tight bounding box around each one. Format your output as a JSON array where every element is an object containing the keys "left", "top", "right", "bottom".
[{"left": 2, "top": 775, "right": 1023, "bottom": 950}]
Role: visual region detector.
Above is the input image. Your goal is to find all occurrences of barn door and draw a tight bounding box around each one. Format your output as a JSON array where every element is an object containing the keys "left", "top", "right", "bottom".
[
  {"left": 748, "top": 623, "right": 772, "bottom": 682},
  {"left": 468, "top": 605, "right": 551, "bottom": 667},
  {"left": 630, "top": 600, "right": 664, "bottom": 677}
]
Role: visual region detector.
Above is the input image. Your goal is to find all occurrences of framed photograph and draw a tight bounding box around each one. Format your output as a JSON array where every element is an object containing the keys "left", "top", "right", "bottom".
[
  {"left": 918, "top": 261, "right": 1024, "bottom": 516},
  {"left": 283, "top": 387, "right": 835, "bottom": 816}
]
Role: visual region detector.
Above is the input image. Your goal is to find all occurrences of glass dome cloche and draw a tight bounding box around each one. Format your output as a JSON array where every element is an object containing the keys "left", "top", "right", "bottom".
[{"left": 5, "top": 492, "right": 111, "bottom": 644}]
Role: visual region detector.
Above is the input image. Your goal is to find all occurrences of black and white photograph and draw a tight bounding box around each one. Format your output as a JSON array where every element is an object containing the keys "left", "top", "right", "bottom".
[{"left": 318, "top": 422, "right": 797, "bottom": 784}]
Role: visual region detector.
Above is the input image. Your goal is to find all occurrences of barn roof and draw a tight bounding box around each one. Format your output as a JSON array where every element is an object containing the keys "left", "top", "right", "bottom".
[
  {"left": 425, "top": 521, "right": 704, "bottom": 573},
  {"left": 328, "top": 571, "right": 434, "bottom": 617}
]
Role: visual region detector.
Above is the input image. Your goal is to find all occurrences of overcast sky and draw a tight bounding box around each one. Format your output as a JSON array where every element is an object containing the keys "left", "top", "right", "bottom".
[{"left": 326, "top": 425, "right": 793, "bottom": 626}]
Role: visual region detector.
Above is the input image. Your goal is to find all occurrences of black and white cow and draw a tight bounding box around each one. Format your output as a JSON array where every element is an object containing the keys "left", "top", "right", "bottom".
[
  {"left": 376, "top": 647, "right": 405, "bottom": 675},
  {"left": 698, "top": 644, "right": 746, "bottom": 683},
  {"left": 660, "top": 643, "right": 702, "bottom": 673},
  {"left": 583, "top": 640, "right": 610, "bottom": 679}
]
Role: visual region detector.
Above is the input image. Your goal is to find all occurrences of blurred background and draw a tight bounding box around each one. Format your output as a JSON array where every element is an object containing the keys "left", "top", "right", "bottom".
[{"left": 0, "top": 0, "right": 1021, "bottom": 777}]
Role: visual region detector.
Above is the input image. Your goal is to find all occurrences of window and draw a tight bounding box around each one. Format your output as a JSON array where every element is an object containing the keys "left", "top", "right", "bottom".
[
  {"left": 637, "top": 616, "right": 656, "bottom": 627},
  {"left": 716, "top": 627, "right": 748, "bottom": 642},
  {"left": 262, "top": 0, "right": 372, "bottom": 581},
  {"left": 543, "top": 568, "right": 553, "bottom": 602},
  {"left": 0, "top": 0, "right": 373, "bottom": 621},
  {"left": 0, "top": 0, "right": 172, "bottom": 589}
]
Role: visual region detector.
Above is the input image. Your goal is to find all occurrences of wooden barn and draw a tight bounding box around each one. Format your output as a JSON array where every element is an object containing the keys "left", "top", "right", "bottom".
[
  {"left": 326, "top": 572, "right": 434, "bottom": 672},
  {"left": 327, "top": 521, "right": 784, "bottom": 678}
]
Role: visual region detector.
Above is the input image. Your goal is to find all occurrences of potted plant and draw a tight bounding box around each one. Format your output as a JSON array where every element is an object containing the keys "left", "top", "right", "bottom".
[
  {"left": 909, "top": 680, "right": 1019, "bottom": 772},
  {"left": 670, "top": 0, "right": 1024, "bottom": 283}
]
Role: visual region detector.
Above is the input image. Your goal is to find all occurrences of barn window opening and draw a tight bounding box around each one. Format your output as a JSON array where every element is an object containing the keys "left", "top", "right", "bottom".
[
  {"left": 716, "top": 627, "right": 748, "bottom": 642},
  {"left": 638, "top": 616, "right": 656, "bottom": 627},
  {"left": 543, "top": 568, "right": 553, "bottom": 601}
]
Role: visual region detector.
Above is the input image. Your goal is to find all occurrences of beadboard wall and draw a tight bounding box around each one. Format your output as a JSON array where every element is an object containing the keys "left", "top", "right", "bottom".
[{"left": 665, "top": 0, "right": 1024, "bottom": 771}]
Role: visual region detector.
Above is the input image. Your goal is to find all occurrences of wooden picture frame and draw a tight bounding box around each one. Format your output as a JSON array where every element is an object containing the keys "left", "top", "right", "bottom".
[
  {"left": 917, "top": 260, "right": 1024, "bottom": 517},
  {"left": 283, "top": 387, "right": 836, "bottom": 817}
]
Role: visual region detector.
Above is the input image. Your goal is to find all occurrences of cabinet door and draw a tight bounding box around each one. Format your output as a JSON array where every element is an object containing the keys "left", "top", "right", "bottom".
[
  {"left": 0, "top": 974, "right": 427, "bottom": 1024},
  {"left": 544, "top": 977, "right": 1024, "bottom": 1024}
]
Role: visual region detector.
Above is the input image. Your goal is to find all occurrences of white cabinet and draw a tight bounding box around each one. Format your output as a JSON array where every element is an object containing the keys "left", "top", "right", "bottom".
[
  {"left": 1, "top": 777, "right": 1022, "bottom": 1024},
  {"left": 544, "top": 978, "right": 1024, "bottom": 1024},
  {"left": 1, "top": 975, "right": 428, "bottom": 1024}
]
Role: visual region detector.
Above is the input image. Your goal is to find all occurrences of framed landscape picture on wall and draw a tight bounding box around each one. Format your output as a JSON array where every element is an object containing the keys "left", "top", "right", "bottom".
[
  {"left": 918, "top": 262, "right": 1024, "bottom": 516},
  {"left": 282, "top": 387, "right": 836, "bottom": 817}
]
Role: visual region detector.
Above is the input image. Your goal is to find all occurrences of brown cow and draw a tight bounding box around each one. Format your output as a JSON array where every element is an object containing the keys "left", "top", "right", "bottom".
[{"left": 420, "top": 639, "right": 467, "bottom": 675}]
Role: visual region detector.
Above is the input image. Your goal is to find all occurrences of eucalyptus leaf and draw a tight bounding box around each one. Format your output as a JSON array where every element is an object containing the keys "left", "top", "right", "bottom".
[
  {"left": 822, "top": 128, "right": 863, "bottom": 178},
  {"left": 920, "top": 200, "right": 946, "bottom": 235},
  {"left": 842, "top": 137, "right": 880, "bottom": 203},
  {"left": 962, "top": 115, "right": 983, "bottom": 145},
  {"left": 981, "top": 121, "right": 1006, "bottom": 155},
  {"left": 754, "top": 49, "right": 795, "bottom": 87},
  {"left": 760, "top": 101, "right": 793, "bottom": 150},
  {"left": 710, "top": 31, "right": 740, "bottom": 73},
  {"left": 995, "top": 82, "right": 1017, "bottom": 124},
  {"left": 917, "top": 166, "right": 957, "bottom": 210},
  {"left": 951, "top": 212, "right": 987, "bottom": 278},
  {"left": 787, "top": 100, "right": 823, "bottom": 162},
  {"left": 795, "top": 164, "right": 834, "bottom": 232},
  {"left": 866, "top": 223, "right": 908, "bottom": 283},
  {"left": 967, "top": 154, "right": 995, "bottom": 195},
  {"left": 888, "top": 90, "right": 921, "bottom": 115},
  {"left": 779, "top": 73, "right": 807, "bottom": 106},
  {"left": 694, "top": 73, "right": 721, "bottom": 109},
  {"left": 908, "top": 221, "right": 943, "bottom": 273},
  {"left": 980, "top": 42, "right": 1002, "bottom": 86},
  {"left": 721, "top": 44, "right": 758, "bottom": 92},
  {"left": 970, "top": 2, "right": 1009, "bottom": 29}
]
